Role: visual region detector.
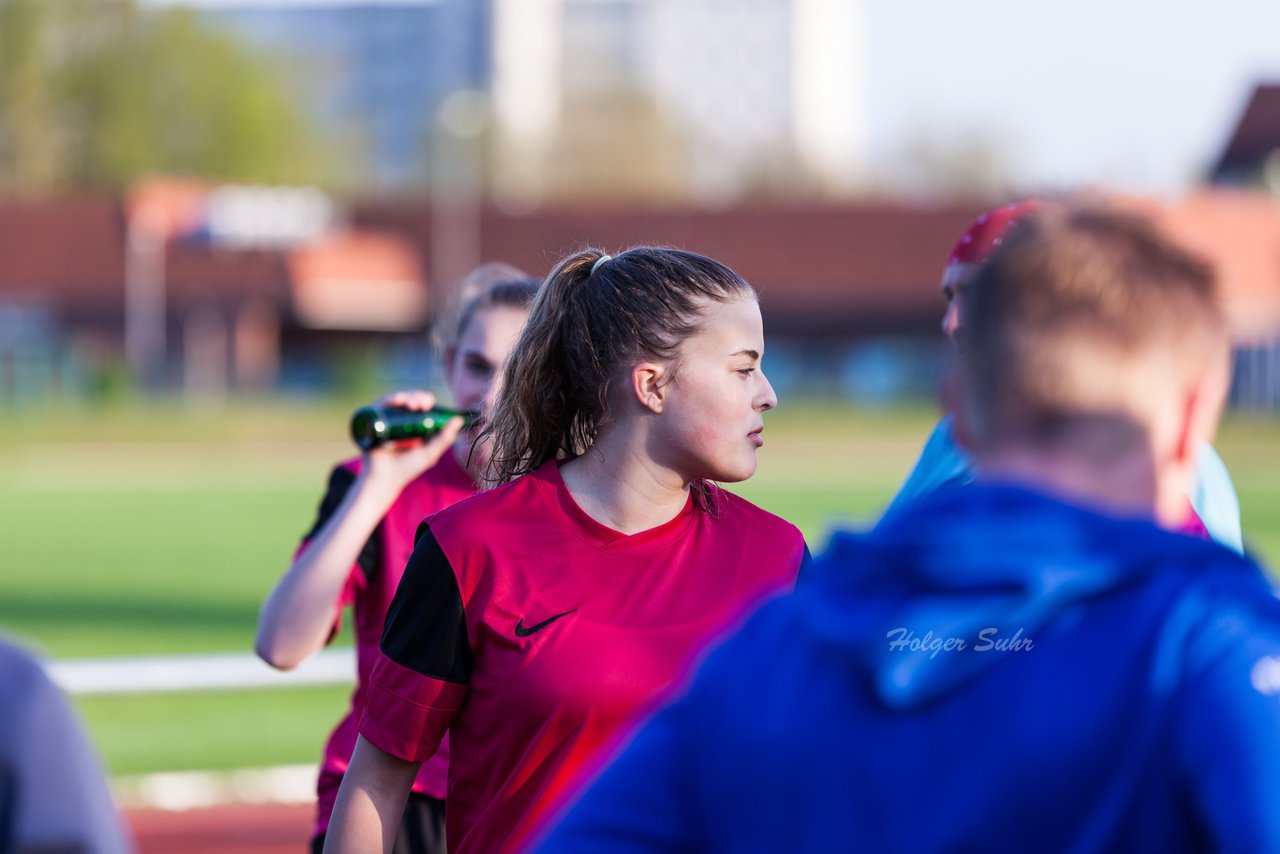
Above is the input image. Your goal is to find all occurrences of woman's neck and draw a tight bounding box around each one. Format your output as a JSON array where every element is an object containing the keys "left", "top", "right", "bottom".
[{"left": 559, "top": 428, "right": 690, "bottom": 535}]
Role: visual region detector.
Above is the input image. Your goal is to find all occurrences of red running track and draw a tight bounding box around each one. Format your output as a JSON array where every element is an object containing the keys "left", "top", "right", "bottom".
[{"left": 127, "top": 803, "right": 314, "bottom": 854}]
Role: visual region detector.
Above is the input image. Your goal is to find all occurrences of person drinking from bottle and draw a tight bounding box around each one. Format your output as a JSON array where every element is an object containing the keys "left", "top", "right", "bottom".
[{"left": 256, "top": 265, "right": 540, "bottom": 854}]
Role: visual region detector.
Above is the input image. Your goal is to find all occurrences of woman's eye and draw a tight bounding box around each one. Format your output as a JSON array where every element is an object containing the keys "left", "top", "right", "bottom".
[{"left": 737, "top": 368, "right": 756, "bottom": 377}]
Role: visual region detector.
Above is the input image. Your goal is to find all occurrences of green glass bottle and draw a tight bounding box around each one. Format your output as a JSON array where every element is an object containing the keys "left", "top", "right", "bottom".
[{"left": 350, "top": 405, "right": 477, "bottom": 451}]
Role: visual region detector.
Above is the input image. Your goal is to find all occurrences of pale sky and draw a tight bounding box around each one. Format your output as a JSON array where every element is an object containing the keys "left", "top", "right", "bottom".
[
  {"left": 146, "top": 0, "right": 1280, "bottom": 196},
  {"left": 145, "top": 0, "right": 438, "bottom": 6},
  {"left": 867, "top": 0, "right": 1280, "bottom": 194}
]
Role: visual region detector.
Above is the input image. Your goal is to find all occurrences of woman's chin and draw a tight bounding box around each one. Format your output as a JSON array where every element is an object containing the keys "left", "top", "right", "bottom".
[{"left": 701, "top": 458, "right": 758, "bottom": 486}]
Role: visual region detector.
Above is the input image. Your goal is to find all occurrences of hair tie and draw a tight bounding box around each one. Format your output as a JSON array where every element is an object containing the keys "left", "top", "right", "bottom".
[{"left": 590, "top": 254, "right": 612, "bottom": 276}]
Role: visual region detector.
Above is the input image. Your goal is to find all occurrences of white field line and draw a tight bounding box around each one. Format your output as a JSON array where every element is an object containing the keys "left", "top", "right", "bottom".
[
  {"left": 49, "top": 648, "right": 355, "bottom": 695},
  {"left": 49, "top": 650, "right": 355, "bottom": 811},
  {"left": 112, "top": 764, "right": 318, "bottom": 811}
]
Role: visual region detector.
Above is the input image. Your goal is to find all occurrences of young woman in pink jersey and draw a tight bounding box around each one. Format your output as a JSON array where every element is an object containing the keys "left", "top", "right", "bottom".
[
  {"left": 324, "top": 247, "right": 810, "bottom": 854},
  {"left": 255, "top": 268, "right": 540, "bottom": 854}
]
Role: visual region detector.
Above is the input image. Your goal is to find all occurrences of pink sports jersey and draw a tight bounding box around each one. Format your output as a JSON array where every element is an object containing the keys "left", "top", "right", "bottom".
[
  {"left": 361, "top": 459, "right": 809, "bottom": 853},
  {"left": 298, "top": 450, "right": 475, "bottom": 840}
]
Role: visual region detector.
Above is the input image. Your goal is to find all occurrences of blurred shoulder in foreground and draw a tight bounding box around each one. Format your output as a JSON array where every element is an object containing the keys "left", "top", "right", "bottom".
[{"left": 0, "top": 637, "right": 134, "bottom": 854}]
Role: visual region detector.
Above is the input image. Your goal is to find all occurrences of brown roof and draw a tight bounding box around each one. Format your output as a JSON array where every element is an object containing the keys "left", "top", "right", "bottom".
[
  {"left": 0, "top": 194, "right": 418, "bottom": 331},
  {"left": 286, "top": 232, "right": 427, "bottom": 331},
  {"left": 355, "top": 202, "right": 989, "bottom": 336},
  {"left": 164, "top": 243, "right": 290, "bottom": 308},
  {"left": 8, "top": 192, "right": 1278, "bottom": 342},
  {"left": 0, "top": 198, "right": 125, "bottom": 310},
  {"left": 360, "top": 197, "right": 1280, "bottom": 341},
  {"left": 0, "top": 195, "right": 289, "bottom": 317},
  {"left": 1118, "top": 190, "right": 1280, "bottom": 341}
]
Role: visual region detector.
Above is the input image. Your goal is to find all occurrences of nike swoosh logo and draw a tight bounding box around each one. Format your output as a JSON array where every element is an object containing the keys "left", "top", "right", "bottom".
[{"left": 515, "top": 609, "right": 577, "bottom": 638}]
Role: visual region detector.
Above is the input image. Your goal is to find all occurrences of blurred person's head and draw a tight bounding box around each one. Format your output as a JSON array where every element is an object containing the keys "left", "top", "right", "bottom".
[
  {"left": 956, "top": 204, "right": 1230, "bottom": 529},
  {"left": 482, "top": 246, "right": 775, "bottom": 507},
  {"left": 941, "top": 201, "right": 1046, "bottom": 345},
  {"left": 444, "top": 270, "right": 541, "bottom": 476},
  {"left": 435, "top": 261, "right": 530, "bottom": 351}
]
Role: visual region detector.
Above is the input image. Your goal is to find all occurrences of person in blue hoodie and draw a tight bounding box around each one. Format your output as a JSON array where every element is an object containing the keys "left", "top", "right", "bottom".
[
  {"left": 880, "top": 201, "right": 1244, "bottom": 553},
  {"left": 531, "top": 205, "right": 1280, "bottom": 853}
]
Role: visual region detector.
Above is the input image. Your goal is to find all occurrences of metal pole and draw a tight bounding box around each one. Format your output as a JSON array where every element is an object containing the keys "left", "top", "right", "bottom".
[
  {"left": 430, "top": 90, "right": 488, "bottom": 294},
  {"left": 125, "top": 204, "right": 166, "bottom": 392}
]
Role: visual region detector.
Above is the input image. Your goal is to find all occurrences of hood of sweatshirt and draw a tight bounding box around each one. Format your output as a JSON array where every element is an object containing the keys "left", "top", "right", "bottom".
[{"left": 805, "top": 482, "right": 1253, "bottom": 712}]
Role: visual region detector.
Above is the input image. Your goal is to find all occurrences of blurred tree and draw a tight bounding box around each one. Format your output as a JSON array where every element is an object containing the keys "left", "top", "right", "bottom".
[
  {"left": 0, "top": 0, "right": 334, "bottom": 195},
  {"left": 537, "top": 87, "right": 694, "bottom": 204},
  {"left": 0, "top": 0, "right": 64, "bottom": 192},
  {"left": 737, "top": 144, "right": 836, "bottom": 203},
  {"left": 872, "top": 129, "right": 1014, "bottom": 201}
]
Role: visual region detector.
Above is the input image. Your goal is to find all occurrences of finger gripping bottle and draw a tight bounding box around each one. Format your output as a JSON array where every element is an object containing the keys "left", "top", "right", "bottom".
[{"left": 350, "top": 405, "right": 477, "bottom": 451}]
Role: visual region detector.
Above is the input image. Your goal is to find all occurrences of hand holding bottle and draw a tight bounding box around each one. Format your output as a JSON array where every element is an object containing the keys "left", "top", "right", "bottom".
[{"left": 356, "top": 391, "right": 466, "bottom": 497}]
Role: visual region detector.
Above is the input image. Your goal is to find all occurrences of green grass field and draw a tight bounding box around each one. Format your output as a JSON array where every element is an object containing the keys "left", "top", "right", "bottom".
[{"left": 0, "top": 400, "right": 1275, "bottom": 777}]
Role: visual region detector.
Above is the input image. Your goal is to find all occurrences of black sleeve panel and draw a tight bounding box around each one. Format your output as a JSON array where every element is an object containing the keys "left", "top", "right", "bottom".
[
  {"left": 797, "top": 542, "right": 815, "bottom": 584},
  {"left": 303, "top": 466, "right": 381, "bottom": 583},
  {"left": 380, "top": 527, "right": 473, "bottom": 685}
]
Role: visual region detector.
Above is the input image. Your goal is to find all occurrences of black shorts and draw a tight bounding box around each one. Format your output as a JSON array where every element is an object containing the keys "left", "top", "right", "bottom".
[{"left": 311, "top": 793, "right": 445, "bottom": 854}]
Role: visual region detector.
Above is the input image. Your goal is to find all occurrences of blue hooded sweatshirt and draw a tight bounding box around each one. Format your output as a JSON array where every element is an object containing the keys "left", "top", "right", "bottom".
[{"left": 534, "top": 485, "right": 1280, "bottom": 853}]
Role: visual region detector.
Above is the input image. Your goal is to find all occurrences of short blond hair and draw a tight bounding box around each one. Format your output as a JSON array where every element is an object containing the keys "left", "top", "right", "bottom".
[{"left": 960, "top": 205, "right": 1226, "bottom": 450}]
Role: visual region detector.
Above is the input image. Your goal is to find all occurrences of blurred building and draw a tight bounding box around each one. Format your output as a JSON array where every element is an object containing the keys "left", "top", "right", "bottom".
[
  {"left": 0, "top": 185, "right": 978, "bottom": 406},
  {"left": 1204, "top": 83, "right": 1280, "bottom": 410},
  {"left": 3, "top": 185, "right": 1279, "bottom": 409},
  {"left": 491, "top": 0, "right": 868, "bottom": 206},
  {"left": 1210, "top": 84, "right": 1280, "bottom": 193},
  {"left": 356, "top": 198, "right": 970, "bottom": 404},
  {"left": 196, "top": 0, "right": 492, "bottom": 190},
  {"left": 355, "top": 195, "right": 1280, "bottom": 408},
  {"left": 0, "top": 181, "right": 431, "bottom": 405},
  {"left": 170, "top": 0, "right": 867, "bottom": 203}
]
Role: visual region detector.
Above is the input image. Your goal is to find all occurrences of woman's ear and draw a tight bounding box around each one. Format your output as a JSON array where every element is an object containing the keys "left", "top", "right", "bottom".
[{"left": 631, "top": 361, "right": 669, "bottom": 414}]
